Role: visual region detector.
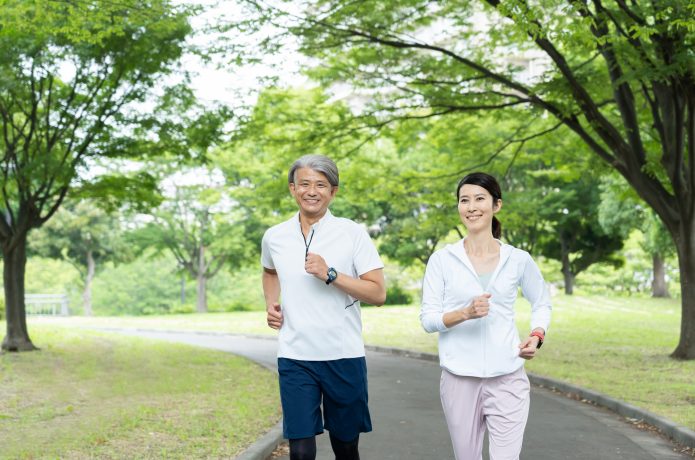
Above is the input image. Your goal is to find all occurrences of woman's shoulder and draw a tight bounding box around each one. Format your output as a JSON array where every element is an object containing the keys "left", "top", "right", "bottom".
[
  {"left": 427, "top": 243, "right": 458, "bottom": 264},
  {"left": 500, "top": 242, "right": 534, "bottom": 262}
]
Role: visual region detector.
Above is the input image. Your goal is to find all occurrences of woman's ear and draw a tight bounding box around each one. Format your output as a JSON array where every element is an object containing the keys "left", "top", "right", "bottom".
[{"left": 494, "top": 199, "right": 503, "bottom": 211}]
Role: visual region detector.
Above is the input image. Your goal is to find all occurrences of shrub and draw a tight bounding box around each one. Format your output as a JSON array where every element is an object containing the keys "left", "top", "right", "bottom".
[
  {"left": 385, "top": 283, "right": 413, "bottom": 305},
  {"left": 216, "top": 300, "right": 253, "bottom": 312},
  {"left": 170, "top": 303, "right": 196, "bottom": 314}
]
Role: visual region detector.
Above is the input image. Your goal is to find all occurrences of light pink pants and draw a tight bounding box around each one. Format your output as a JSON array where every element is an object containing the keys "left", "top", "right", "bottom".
[{"left": 440, "top": 366, "right": 530, "bottom": 460}]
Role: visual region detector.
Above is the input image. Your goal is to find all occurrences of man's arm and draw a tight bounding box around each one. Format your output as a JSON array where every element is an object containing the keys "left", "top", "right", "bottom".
[
  {"left": 262, "top": 267, "right": 283, "bottom": 329},
  {"left": 305, "top": 252, "right": 386, "bottom": 306},
  {"left": 333, "top": 267, "right": 386, "bottom": 307}
]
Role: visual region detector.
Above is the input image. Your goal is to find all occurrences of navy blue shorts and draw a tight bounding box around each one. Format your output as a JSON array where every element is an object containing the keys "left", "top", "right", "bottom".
[{"left": 277, "top": 357, "right": 372, "bottom": 441}]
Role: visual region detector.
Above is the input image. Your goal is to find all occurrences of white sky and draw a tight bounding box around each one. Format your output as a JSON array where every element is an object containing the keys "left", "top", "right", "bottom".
[{"left": 184, "top": 0, "right": 309, "bottom": 109}]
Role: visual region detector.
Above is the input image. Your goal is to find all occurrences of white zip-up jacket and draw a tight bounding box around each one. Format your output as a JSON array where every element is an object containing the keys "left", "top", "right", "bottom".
[{"left": 420, "top": 239, "right": 551, "bottom": 378}]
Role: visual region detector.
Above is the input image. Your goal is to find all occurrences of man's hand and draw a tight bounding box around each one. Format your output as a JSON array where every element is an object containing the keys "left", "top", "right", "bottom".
[
  {"left": 518, "top": 336, "right": 540, "bottom": 360},
  {"left": 305, "top": 252, "right": 329, "bottom": 281},
  {"left": 266, "top": 302, "right": 283, "bottom": 330}
]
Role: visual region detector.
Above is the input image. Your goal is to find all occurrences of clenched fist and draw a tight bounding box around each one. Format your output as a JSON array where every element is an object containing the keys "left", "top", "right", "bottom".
[
  {"left": 305, "top": 252, "right": 329, "bottom": 281},
  {"left": 266, "top": 302, "right": 283, "bottom": 330},
  {"left": 464, "top": 293, "right": 491, "bottom": 320}
]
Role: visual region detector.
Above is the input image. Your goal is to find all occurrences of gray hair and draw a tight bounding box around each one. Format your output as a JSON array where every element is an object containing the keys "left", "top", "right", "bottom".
[{"left": 288, "top": 154, "right": 339, "bottom": 187}]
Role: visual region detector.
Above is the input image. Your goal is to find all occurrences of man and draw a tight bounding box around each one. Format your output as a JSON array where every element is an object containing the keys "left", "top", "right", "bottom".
[{"left": 261, "top": 154, "right": 386, "bottom": 460}]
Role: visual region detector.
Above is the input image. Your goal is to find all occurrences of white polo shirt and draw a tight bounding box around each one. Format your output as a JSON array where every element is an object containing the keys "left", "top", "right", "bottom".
[{"left": 261, "top": 209, "right": 384, "bottom": 361}]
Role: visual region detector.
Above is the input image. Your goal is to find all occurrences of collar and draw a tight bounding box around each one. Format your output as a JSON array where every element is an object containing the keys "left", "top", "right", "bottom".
[
  {"left": 446, "top": 237, "right": 513, "bottom": 281},
  {"left": 294, "top": 208, "right": 333, "bottom": 232}
]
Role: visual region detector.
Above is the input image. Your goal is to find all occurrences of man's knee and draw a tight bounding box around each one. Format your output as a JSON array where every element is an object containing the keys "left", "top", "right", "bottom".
[
  {"left": 289, "top": 436, "right": 317, "bottom": 460},
  {"left": 329, "top": 432, "right": 360, "bottom": 460}
]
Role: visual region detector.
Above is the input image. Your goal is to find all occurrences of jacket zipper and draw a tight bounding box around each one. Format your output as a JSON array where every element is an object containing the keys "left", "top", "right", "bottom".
[{"left": 457, "top": 242, "right": 511, "bottom": 378}]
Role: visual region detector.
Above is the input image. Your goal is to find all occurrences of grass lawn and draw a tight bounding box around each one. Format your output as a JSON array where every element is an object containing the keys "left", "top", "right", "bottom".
[
  {"left": 30, "top": 293, "right": 695, "bottom": 433},
  {"left": 0, "top": 325, "right": 281, "bottom": 459}
]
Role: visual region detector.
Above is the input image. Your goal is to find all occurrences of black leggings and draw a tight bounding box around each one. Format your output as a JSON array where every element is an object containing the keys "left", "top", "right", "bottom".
[
  {"left": 289, "top": 434, "right": 360, "bottom": 460},
  {"left": 289, "top": 437, "right": 316, "bottom": 460}
]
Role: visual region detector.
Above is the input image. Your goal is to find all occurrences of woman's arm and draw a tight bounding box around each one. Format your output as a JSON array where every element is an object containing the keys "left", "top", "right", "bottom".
[
  {"left": 519, "top": 254, "right": 552, "bottom": 359},
  {"left": 442, "top": 293, "right": 491, "bottom": 328}
]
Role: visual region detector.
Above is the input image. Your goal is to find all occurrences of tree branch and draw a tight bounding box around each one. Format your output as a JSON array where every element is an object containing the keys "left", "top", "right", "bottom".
[
  {"left": 208, "top": 255, "right": 228, "bottom": 278},
  {"left": 614, "top": 0, "right": 646, "bottom": 25},
  {"left": 484, "top": 0, "right": 631, "bottom": 161},
  {"left": 584, "top": 0, "right": 647, "bottom": 164},
  {"left": 412, "top": 119, "right": 563, "bottom": 181}
]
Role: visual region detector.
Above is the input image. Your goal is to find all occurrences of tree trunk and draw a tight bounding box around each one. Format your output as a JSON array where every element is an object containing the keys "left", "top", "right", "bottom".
[
  {"left": 651, "top": 253, "right": 669, "bottom": 298},
  {"left": 196, "top": 273, "right": 207, "bottom": 313},
  {"left": 2, "top": 231, "right": 37, "bottom": 351},
  {"left": 196, "top": 244, "right": 207, "bottom": 313},
  {"left": 82, "top": 249, "right": 95, "bottom": 316},
  {"left": 560, "top": 233, "right": 574, "bottom": 295},
  {"left": 562, "top": 267, "right": 574, "bottom": 295},
  {"left": 180, "top": 272, "right": 186, "bottom": 304},
  {"left": 672, "top": 223, "right": 695, "bottom": 359}
]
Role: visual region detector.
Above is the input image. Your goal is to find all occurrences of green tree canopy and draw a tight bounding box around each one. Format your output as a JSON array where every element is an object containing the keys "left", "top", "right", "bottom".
[
  {"left": 0, "top": 0, "right": 198, "bottom": 350},
  {"left": 246, "top": 0, "right": 695, "bottom": 358},
  {"left": 128, "top": 175, "right": 259, "bottom": 313},
  {"left": 29, "top": 200, "right": 127, "bottom": 315},
  {"left": 599, "top": 173, "right": 676, "bottom": 297}
]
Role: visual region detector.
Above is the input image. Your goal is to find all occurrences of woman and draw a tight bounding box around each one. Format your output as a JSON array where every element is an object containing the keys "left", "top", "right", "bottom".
[{"left": 420, "top": 172, "right": 551, "bottom": 460}]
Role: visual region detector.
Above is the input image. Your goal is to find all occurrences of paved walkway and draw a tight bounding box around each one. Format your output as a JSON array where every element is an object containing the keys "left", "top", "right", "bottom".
[{"left": 110, "top": 330, "right": 689, "bottom": 460}]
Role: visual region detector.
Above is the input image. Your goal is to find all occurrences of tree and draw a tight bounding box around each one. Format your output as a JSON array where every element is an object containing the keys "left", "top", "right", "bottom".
[
  {"left": 372, "top": 114, "right": 511, "bottom": 267},
  {"left": 214, "top": 86, "right": 389, "bottom": 223},
  {"left": 252, "top": 0, "right": 695, "bottom": 358},
  {"left": 0, "top": 0, "right": 195, "bottom": 350},
  {"left": 216, "top": 86, "right": 466, "bottom": 267},
  {"left": 129, "top": 180, "right": 258, "bottom": 313},
  {"left": 29, "top": 200, "right": 127, "bottom": 315},
  {"left": 533, "top": 172, "right": 624, "bottom": 294},
  {"left": 493, "top": 124, "right": 626, "bottom": 294},
  {"left": 599, "top": 174, "right": 676, "bottom": 297}
]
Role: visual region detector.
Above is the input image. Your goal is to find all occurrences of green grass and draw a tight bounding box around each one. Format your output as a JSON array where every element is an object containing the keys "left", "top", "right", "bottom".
[
  {"left": 0, "top": 326, "right": 281, "bottom": 459},
  {"left": 29, "top": 294, "right": 695, "bottom": 433}
]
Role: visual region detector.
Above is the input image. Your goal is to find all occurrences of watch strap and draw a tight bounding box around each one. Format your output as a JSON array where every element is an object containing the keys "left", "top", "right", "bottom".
[{"left": 529, "top": 330, "right": 545, "bottom": 349}]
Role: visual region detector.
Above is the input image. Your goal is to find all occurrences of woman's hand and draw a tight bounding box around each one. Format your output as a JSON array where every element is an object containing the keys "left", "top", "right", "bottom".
[
  {"left": 442, "top": 293, "right": 491, "bottom": 328},
  {"left": 463, "top": 293, "right": 491, "bottom": 320},
  {"left": 518, "top": 336, "right": 540, "bottom": 360}
]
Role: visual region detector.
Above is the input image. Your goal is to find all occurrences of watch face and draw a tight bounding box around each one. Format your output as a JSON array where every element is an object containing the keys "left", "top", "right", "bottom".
[{"left": 328, "top": 268, "right": 337, "bottom": 278}]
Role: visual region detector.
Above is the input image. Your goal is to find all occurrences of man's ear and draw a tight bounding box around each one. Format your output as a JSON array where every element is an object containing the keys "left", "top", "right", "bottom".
[{"left": 330, "top": 186, "right": 339, "bottom": 197}]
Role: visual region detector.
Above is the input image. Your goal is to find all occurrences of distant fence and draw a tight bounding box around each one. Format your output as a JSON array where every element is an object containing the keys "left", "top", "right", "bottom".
[{"left": 25, "top": 294, "right": 70, "bottom": 316}]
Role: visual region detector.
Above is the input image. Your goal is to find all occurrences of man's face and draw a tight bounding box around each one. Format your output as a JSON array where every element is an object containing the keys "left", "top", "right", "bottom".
[{"left": 289, "top": 167, "right": 337, "bottom": 218}]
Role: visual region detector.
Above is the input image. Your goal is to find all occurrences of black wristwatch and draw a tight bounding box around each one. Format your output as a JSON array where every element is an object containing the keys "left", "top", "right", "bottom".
[{"left": 326, "top": 267, "right": 338, "bottom": 285}]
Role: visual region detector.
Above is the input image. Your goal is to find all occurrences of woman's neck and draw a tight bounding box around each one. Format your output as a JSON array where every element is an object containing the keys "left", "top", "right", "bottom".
[{"left": 464, "top": 232, "right": 498, "bottom": 256}]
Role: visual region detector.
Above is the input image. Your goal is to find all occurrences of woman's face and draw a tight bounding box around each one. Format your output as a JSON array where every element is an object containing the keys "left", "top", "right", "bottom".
[{"left": 457, "top": 184, "right": 501, "bottom": 234}]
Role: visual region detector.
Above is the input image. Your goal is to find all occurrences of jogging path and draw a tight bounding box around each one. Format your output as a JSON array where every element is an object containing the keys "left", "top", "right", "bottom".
[{"left": 104, "top": 329, "right": 691, "bottom": 460}]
